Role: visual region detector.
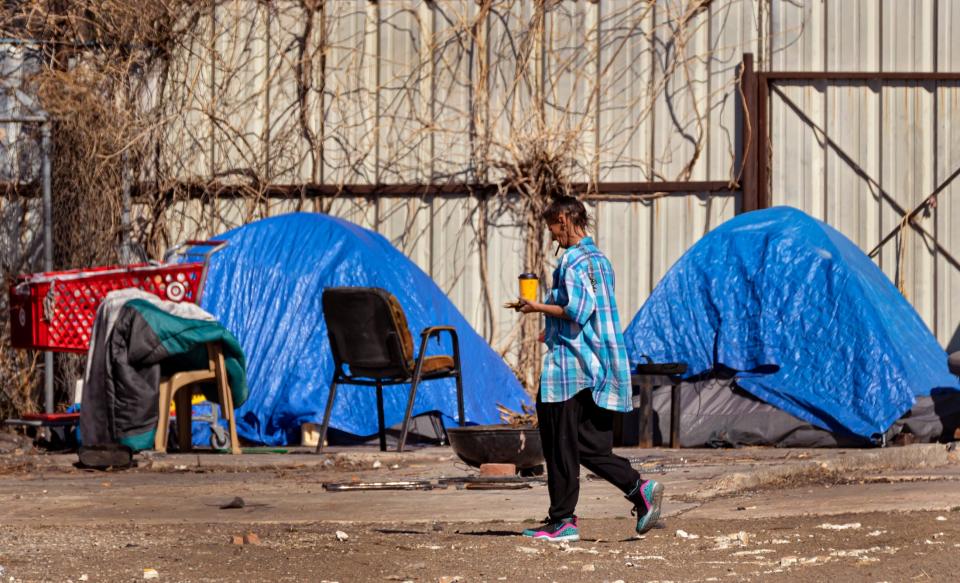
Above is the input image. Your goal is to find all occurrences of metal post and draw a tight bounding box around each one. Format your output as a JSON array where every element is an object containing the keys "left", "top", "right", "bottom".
[
  {"left": 1, "top": 105, "right": 54, "bottom": 414},
  {"left": 120, "top": 150, "right": 132, "bottom": 264},
  {"left": 41, "top": 122, "right": 53, "bottom": 413},
  {"left": 741, "top": 53, "right": 758, "bottom": 213},
  {"left": 757, "top": 72, "right": 770, "bottom": 209}
]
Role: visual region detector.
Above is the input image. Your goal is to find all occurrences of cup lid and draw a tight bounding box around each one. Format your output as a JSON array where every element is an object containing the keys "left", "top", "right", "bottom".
[{"left": 518, "top": 272, "right": 537, "bottom": 279}]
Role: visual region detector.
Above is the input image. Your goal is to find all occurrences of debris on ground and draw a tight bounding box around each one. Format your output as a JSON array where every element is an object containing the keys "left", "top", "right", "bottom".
[
  {"left": 497, "top": 402, "right": 537, "bottom": 427},
  {"left": 479, "top": 463, "right": 516, "bottom": 477},
  {"left": 712, "top": 531, "right": 750, "bottom": 549},
  {"left": 230, "top": 532, "right": 262, "bottom": 546},
  {"left": 816, "top": 522, "right": 860, "bottom": 530},
  {"left": 220, "top": 497, "right": 245, "bottom": 509},
  {"left": 243, "top": 533, "right": 261, "bottom": 545},
  {"left": 323, "top": 480, "right": 434, "bottom": 491},
  {"left": 335, "top": 530, "right": 349, "bottom": 542},
  {"left": 559, "top": 542, "right": 598, "bottom": 554}
]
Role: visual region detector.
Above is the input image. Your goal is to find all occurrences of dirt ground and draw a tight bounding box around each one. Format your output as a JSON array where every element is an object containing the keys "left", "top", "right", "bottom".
[
  {"left": 4, "top": 511, "right": 960, "bottom": 582},
  {"left": 3, "top": 443, "right": 960, "bottom": 582}
]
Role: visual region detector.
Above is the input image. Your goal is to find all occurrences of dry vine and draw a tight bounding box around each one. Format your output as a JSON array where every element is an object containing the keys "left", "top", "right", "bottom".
[{"left": 0, "top": 0, "right": 754, "bottom": 416}]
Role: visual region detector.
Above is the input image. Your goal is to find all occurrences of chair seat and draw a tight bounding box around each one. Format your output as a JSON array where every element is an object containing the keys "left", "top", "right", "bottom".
[
  {"left": 352, "top": 355, "right": 455, "bottom": 379},
  {"left": 419, "top": 355, "right": 455, "bottom": 375}
]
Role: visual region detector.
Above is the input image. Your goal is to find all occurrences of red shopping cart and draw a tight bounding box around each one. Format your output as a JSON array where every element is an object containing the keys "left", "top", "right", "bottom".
[{"left": 8, "top": 240, "right": 227, "bottom": 353}]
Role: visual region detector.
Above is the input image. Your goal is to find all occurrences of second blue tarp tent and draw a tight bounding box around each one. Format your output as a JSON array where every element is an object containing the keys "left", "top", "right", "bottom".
[
  {"left": 195, "top": 213, "right": 530, "bottom": 445},
  {"left": 624, "top": 207, "right": 958, "bottom": 443}
]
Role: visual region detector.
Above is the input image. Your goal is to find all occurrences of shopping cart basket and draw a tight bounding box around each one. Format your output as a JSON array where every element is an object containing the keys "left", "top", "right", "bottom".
[{"left": 8, "top": 240, "right": 227, "bottom": 353}]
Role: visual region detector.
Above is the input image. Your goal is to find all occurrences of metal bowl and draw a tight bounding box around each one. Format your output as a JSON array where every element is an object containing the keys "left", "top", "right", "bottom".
[{"left": 446, "top": 424, "right": 543, "bottom": 469}]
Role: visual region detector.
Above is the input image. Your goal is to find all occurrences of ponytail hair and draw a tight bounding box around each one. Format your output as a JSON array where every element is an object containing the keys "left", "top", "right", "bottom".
[{"left": 542, "top": 195, "right": 589, "bottom": 231}]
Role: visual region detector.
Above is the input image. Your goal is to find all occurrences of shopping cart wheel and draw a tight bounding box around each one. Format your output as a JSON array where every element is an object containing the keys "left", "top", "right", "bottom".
[{"left": 210, "top": 425, "right": 229, "bottom": 450}]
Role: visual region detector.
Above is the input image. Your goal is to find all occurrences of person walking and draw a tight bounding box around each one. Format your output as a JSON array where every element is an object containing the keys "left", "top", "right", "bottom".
[{"left": 516, "top": 195, "right": 663, "bottom": 543}]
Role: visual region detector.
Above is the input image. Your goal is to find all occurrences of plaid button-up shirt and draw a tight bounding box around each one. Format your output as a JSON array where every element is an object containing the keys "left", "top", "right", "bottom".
[{"left": 540, "top": 237, "right": 632, "bottom": 412}]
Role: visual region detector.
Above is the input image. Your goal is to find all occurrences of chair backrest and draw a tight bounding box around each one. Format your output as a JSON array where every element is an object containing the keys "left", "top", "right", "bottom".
[{"left": 321, "top": 287, "right": 415, "bottom": 378}]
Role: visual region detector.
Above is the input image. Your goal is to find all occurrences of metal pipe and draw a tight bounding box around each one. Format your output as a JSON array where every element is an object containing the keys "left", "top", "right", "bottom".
[
  {"left": 127, "top": 180, "right": 737, "bottom": 201},
  {"left": 40, "top": 122, "right": 53, "bottom": 414},
  {"left": 0, "top": 38, "right": 149, "bottom": 50},
  {"left": 760, "top": 71, "right": 960, "bottom": 81},
  {"left": 0, "top": 116, "right": 46, "bottom": 123},
  {"left": 583, "top": 191, "right": 737, "bottom": 202}
]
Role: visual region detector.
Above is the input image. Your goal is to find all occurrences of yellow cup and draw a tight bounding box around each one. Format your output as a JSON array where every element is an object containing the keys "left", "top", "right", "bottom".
[{"left": 519, "top": 273, "right": 538, "bottom": 301}]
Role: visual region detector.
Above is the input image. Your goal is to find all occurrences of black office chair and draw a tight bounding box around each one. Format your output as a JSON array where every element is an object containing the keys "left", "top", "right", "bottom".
[
  {"left": 949, "top": 352, "right": 960, "bottom": 377},
  {"left": 316, "top": 287, "right": 465, "bottom": 452}
]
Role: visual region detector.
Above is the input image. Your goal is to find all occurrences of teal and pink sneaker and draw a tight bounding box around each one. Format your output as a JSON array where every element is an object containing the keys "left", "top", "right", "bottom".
[
  {"left": 627, "top": 479, "right": 664, "bottom": 535},
  {"left": 521, "top": 516, "right": 580, "bottom": 542}
]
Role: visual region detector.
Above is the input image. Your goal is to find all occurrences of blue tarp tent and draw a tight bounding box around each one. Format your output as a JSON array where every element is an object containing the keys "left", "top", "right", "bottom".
[
  {"left": 623, "top": 206, "right": 958, "bottom": 440},
  {"left": 196, "top": 213, "right": 529, "bottom": 445}
]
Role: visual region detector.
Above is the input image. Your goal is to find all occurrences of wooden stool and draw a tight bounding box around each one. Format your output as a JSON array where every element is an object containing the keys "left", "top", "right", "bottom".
[
  {"left": 631, "top": 362, "right": 688, "bottom": 449},
  {"left": 154, "top": 342, "right": 241, "bottom": 454}
]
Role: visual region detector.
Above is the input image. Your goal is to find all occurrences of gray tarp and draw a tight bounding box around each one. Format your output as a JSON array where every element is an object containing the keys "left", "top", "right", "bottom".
[{"left": 619, "top": 376, "right": 960, "bottom": 448}]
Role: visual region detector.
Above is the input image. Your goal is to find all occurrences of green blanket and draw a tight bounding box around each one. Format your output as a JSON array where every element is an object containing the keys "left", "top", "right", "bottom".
[{"left": 80, "top": 298, "right": 247, "bottom": 451}]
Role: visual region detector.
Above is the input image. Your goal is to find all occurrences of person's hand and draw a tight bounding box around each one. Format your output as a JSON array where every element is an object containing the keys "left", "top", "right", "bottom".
[
  {"left": 517, "top": 297, "right": 538, "bottom": 314},
  {"left": 538, "top": 329, "right": 545, "bottom": 343}
]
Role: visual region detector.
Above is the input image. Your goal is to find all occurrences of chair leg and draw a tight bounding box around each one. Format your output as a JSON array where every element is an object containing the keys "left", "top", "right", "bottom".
[
  {"left": 155, "top": 380, "right": 172, "bottom": 453},
  {"left": 455, "top": 370, "right": 465, "bottom": 428},
  {"left": 174, "top": 387, "right": 194, "bottom": 453},
  {"left": 316, "top": 379, "right": 338, "bottom": 453},
  {"left": 213, "top": 348, "right": 241, "bottom": 454},
  {"left": 397, "top": 371, "right": 423, "bottom": 453},
  {"left": 450, "top": 332, "right": 465, "bottom": 428},
  {"left": 376, "top": 380, "right": 387, "bottom": 452},
  {"left": 428, "top": 413, "right": 446, "bottom": 446},
  {"left": 223, "top": 391, "right": 241, "bottom": 455}
]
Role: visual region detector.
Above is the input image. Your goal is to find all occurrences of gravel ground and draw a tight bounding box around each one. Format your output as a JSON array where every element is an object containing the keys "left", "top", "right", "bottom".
[
  {"left": 3, "top": 441, "right": 960, "bottom": 582},
  {"left": 2, "top": 511, "right": 960, "bottom": 582}
]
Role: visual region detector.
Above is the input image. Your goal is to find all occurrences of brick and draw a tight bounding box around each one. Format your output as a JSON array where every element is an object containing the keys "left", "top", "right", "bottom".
[
  {"left": 479, "top": 463, "right": 516, "bottom": 477},
  {"left": 244, "top": 533, "right": 261, "bottom": 545}
]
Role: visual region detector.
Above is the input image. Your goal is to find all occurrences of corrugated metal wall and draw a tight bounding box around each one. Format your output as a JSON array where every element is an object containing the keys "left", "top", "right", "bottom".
[
  {"left": 5, "top": 1, "right": 960, "bottom": 356},
  {"left": 768, "top": 0, "right": 960, "bottom": 351}
]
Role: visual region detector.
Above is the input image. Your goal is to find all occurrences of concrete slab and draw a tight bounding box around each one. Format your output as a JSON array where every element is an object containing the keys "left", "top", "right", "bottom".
[
  {"left": 685, "top": 478, "right": 960, "bottom": 520},
  {"left": 2, "top": 443, "right": 958, "bottom": 527}
]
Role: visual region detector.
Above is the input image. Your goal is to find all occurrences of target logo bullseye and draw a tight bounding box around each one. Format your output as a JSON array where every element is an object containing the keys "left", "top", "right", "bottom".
[{"left": 167, "top": 282, "right": 186, "bottom": 302}]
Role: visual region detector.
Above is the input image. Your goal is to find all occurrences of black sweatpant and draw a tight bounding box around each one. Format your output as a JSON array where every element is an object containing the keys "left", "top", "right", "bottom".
[{"left": 537, "top": 389, "right": 642, "bottom": 521}]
